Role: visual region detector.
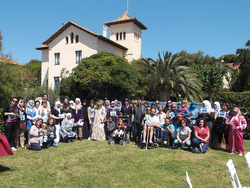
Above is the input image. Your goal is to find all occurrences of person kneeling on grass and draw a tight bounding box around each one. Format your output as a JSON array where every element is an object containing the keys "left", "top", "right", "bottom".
[
  {"left": 46, "top": 117, "right": 57, "bottom": 147},
  {"left": 192, "top": 118, "right": 210, "bottom": 153},
  {"left": 60, "top": 113, "right": 76, "bottom": 143},
  {"left": 26, "top": 118, "right": 43, "bottom": 151},
  {"left": 174, "top": 118, "right": 192, "bottom": 149},
  {"left": 142, "top": 108, "right": 164, "bottom": 144}
]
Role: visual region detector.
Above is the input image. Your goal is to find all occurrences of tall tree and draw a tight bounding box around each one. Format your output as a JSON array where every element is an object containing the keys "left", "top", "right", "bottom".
[
  {"left": 24, "top": 59, "right": 42, "bottom": 87},
  {"left": 60, "top": 52, "right": 142, "bottom": 100},
  {"left": 134, "top": 51, "right": 203, "bottom": 101},
  {"left": 234, "top": 40, "right": 250, "bottom": 91}
]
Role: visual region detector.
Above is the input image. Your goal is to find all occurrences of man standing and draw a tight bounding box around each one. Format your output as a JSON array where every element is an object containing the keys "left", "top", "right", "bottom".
[
  {"left": 133, "top": 99, "right": 145, "bottom": 142},
  {"left": 2, "top": 98, "right": 19, "bottom": 151},
  {"left": 40, "top": 94, "right": 50, "bottom": 109}
]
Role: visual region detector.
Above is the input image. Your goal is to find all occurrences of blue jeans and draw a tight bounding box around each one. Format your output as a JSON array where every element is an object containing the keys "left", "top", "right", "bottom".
[
  {"left": 133, "top": 123, "right": 141, "bottom": 142},
  {"left": 89, "top": 118, "right": 94, "bottom": 137},
  {"left": 28, "top": 143, "right": 41, "bottom": 151},
  {"left": 192, "top": 137, "right": 209, "bottom": 153},
  {"left": 174, "top": 139, "right": 191, "bottom": 147},
  {"left": 47, "top": 135, "right": 55, "bottom": 147}
]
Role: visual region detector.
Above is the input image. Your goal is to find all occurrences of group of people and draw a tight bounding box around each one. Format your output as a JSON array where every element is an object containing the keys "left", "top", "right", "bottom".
[{"left": 1, "top": 94, "right": 247, "bottom": 156}]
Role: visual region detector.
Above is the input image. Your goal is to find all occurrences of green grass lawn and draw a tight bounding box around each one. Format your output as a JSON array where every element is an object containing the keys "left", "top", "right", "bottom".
[{"left": 0, "top": 140, "right": 250, "bottom": 188}]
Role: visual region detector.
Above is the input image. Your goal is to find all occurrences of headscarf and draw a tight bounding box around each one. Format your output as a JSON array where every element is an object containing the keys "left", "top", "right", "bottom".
[
  {"left": 188, "top": 101, "right": 197, "bottom": 112},
  {"left": 64, "top": 113, "right": 72, "bottom": 123},
  {"left": 214, "top": 101, "right": 221, "bottom": 112},
  {"left": 54, "top": 101, "right": 61, "bottom": 112},
  {"left": 27, "top": 100, "right": 35, "bottom": 113},
  {"left": 202, "top": 100, "right": 215, "bottom": 112},
  {"left": 69, "top": 100, "right": 75, "bottom": 109},
  {"left": 104, "top": 100, "right": 110, "bottom": 111},
  {"left": 75, "top": 98, "right": 82, "bottom": 109},
  {"left": 230, "top": 108, "right": 242, "bottom": 124}
]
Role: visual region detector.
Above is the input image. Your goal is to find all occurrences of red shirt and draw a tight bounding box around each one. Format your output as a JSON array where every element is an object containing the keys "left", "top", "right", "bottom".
[{"left": 194, "top": 126, "right": 209, "bottom": 142}]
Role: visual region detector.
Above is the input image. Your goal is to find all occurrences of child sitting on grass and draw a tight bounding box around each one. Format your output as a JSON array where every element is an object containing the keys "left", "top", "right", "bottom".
[
  {"left": 39, "top": 123, "right": 48, "bottom": 147},
  {"left": 113, "top": 118, "right": 125, "bottom": 137}
]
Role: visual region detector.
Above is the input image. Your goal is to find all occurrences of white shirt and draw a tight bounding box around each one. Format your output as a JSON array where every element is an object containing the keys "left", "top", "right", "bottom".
[
  {"left": 144, "top": 114, "right": 159, "bottom": 126},
  {"left": 157, "top": 112, "right": 166, "bottom": 125}
]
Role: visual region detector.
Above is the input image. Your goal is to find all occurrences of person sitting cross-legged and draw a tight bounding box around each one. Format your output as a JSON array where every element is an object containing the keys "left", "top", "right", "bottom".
[
  {"left": 174, "top": 118, "right": 192, "bottom": 149},
  {"left": 142, "top": 108, "right": 164, "bottom": 144},
  {"left": 192, "top": 118, "right": 210, "bottom": 153}
]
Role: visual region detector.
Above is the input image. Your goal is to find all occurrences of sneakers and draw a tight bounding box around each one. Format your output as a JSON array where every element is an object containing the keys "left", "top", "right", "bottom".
[
  {"left": 239, "top": 153, "right": 243, "bottom": 156},
  {"left": 149, "top": 140, "right": 153, "bottom": 144},
  {"left": 88, "top": 137, "right": 91, "bottom": 140},
  {"left": 11, "top": 147, "right": 16, "bottom": 151},
  {"left": 199, "top": 144, "right": 203, "bottom": 153},
  {"left": 142, "top": 140, "right": 146, "bottom": 144}
]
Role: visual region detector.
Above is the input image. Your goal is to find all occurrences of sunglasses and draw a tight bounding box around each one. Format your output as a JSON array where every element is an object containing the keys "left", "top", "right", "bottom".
[
  {"left": 156, "top": 103, "right": 159, "bottom": 104},
  {"left": 12, "top": 100, "right": 17, "bottom": 103}
]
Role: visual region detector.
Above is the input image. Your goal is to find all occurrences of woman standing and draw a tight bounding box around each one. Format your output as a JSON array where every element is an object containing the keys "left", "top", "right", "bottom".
[
  {"left": 91, "top": 100, "right": 106, "bottom": 141},
  {"left": 51, "top": 101, "right": 63, "bottom": 126},
  {"left": 88, "top": 100, "right": 95, "bottom": 140},
  {"left": 226, "top": 108, "right": 247, "bottom": 155},
  {"left": 215, "top": 103, "right": 231, "bottom": 150},
  {"left": 15, "top": 98, "right": 26, "bottom": 149},
  {"left": 71, "top": 98, "right": 84, "bottom": 141},
  {"left": 26, "top": 118, "right": 43, "bottom": 151},
  {"left": 26, "top": 100, "right": 38, "bottom": 145},
  {"left": 192, "top": 118, "right": 210, "bottom": 153},
  {"left": 39, "top": 100, "right": 51, "bottom": 124},
  {"left": 82, "top": 100, "right": 89, "bottom": 140},
  {"left": 199, "top": 100, "right": 215, "bottom": 146},
  {"left": 62, "top": 97, "right": 70, "bottom": 114}
]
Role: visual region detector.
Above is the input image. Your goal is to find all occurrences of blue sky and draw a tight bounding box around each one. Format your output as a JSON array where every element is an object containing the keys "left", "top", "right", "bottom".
[{"left": 0, "top": 0, "right": 249, "bottom": 64}]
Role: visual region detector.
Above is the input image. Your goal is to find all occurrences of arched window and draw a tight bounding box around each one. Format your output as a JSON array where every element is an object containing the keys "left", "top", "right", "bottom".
[
  {"left": 75, "top": 35, "right": 79, "bottom": 43},
  {"left": 123, "top": 32, "right": 126, "bottom": 40},
  {"left": 71, "top": 32, "right": 74, "bottom": 43},
  {"left": 120, "top": 32, "right": 122, "bottom": 40},
  {"left": 116, "top": 33, "right": 119, "bottom": 40},
  {"left": 65, "top": 36, "right": 68, "bottom": 44}
]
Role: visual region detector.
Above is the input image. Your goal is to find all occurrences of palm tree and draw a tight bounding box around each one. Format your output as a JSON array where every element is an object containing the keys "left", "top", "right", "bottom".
[{"left": 136, "top": 51, "right": 203, "bottom": 101}]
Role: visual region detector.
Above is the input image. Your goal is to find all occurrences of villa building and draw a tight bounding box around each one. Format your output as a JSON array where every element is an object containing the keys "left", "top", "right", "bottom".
[{"left": 36, "top": 11, "right": 147, "bottom": 89}]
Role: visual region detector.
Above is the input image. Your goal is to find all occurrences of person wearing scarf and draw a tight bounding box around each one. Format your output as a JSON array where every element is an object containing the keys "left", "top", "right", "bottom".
[
  {"left": 51, "top": 101, "right": 63, "bottom": 143},
  {"left": 26, "top": 100, "right": 38, "bottom": 145},
  {"left": 104, "top": 100, "right": 111, "bottom": 113},
  {"left": 71, "top": 98, "right": 84, "bottom": 141},
  {"left": 51, "top": 101, "right": 63, "bottom": 125},
  {"left": 15, "top": 98, "right": 26, "bottom": 149},
  {"left": 26, "top": 118, "right": 43, "bottom": 151},
  {"left": 60, "top": 113, "right": 76, "bottom": 142},
  {"left": 106, "top": 101, "right": 120, "bottom": 125},
  {"left": 82, "top": 100, "right": 89, "bottom": 140},
  {"left": 199, "top": 100, "right": 215, "bottom": 146},
  {"left": 38, "top": 100, "right": 51, "bottom": 124},
  {"left": 213, "top": 101, "right": 221, "bottom": 119},
  {"left": 91, "top": 99, "right": 106, "bottom": 141},
  {"left": 2, "top": 98, "right": 19, "bottom": 151},
  {"left": 187, "top": 101, "right": 199, "bottom": 130},
  {"left": 226, "top": 108, "right": 247, "bottom": 155},
  {"left": 62, "top": 97, "right": 70, "bottom": 114}
]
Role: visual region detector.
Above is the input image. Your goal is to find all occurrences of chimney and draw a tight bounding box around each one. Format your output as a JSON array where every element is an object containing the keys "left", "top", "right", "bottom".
[{"left": 103, "top": 25, "right": 107, "bottom": 37}]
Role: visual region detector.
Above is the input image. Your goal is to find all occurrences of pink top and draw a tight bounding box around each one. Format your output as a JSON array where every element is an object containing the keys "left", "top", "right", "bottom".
[
  {"left": 29, "top": 125, "right": 40, "bottom": 143},
  {"left": 225, "top": 115, "right": 247, "bottom": 130},
  {"left": 179, "top": 108, "right": 187, "bottom": 115},
  {"left": 194, "top": 126, "right": 209, "bottom": 142}
]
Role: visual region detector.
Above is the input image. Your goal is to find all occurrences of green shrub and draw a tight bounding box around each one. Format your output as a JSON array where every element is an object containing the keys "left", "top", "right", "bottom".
[{"left": 214, "top": 91, "right": 250, "bottom": 139}]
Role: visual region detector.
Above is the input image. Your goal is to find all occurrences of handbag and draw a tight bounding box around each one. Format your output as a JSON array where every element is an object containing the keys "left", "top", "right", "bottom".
[{"left": 19, "top": 121, "right": 26, "bottom": 130}]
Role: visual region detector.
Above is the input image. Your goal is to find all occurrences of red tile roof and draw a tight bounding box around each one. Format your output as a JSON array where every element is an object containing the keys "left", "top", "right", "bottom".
[
  {"left": 0, "top": 57, "right": 23, "bottom": 66},
  {"left": 225, "top": 63, "right": 241, "bottom": 72},
  {"left": 36, "top": 20, "right": 128, "bottom": 51},
  {"left": 104, "top": 11, "right": 147, "bottom": 30}
]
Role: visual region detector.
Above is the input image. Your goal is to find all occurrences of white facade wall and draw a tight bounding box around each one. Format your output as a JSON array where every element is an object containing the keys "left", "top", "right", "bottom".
[
  {"left": 109, "top": 22, "right": 142, "bottom": 62},
  {"left": 41, "top": 25, "right": 126, "bottom": 88}
]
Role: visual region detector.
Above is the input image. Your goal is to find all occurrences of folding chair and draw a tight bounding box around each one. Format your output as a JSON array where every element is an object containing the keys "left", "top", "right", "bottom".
[
  {"left": 226, "top": 159, "right": 248, "bottom": 188},
  {"left": 186, "top": 171, "right": 193, "bottom": 188},
  {"left": 245, "top": 152, "right": 250, "bottom": 175}
]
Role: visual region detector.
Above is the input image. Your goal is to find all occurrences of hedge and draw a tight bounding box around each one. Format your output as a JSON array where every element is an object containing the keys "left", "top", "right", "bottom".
[{"left": 214, "top": 91, "right": 250, "bottom": 139}]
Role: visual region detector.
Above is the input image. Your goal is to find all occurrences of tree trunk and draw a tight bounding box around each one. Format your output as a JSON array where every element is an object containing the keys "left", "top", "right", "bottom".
[{"left": 208, "top": 92, "right": 213, "bottom": 103}]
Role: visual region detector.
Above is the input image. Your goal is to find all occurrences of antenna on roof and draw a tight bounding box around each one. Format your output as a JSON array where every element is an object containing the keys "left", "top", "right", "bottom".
[{"left": 126, "top": 0, "right": 129, "bottom": 12}]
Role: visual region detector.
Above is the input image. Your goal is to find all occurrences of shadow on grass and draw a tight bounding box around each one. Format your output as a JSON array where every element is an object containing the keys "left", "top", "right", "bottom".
[{"left": 0, "top": 165, "right": 11, "bottom": 173}]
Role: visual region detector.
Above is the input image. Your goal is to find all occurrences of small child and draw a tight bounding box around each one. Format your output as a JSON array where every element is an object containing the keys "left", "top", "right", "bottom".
[
  {"left": 177, "top": 106, "right": 187, "bottom": 124},
  {"left": 107, "top": 117, "right": 116, "bottom": 139},
  {"left": 39, "top": 123, "right": 48, "bottom": 146},
  {"left": 113, "top": 118, "right": 125, "bottom": 137}
]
